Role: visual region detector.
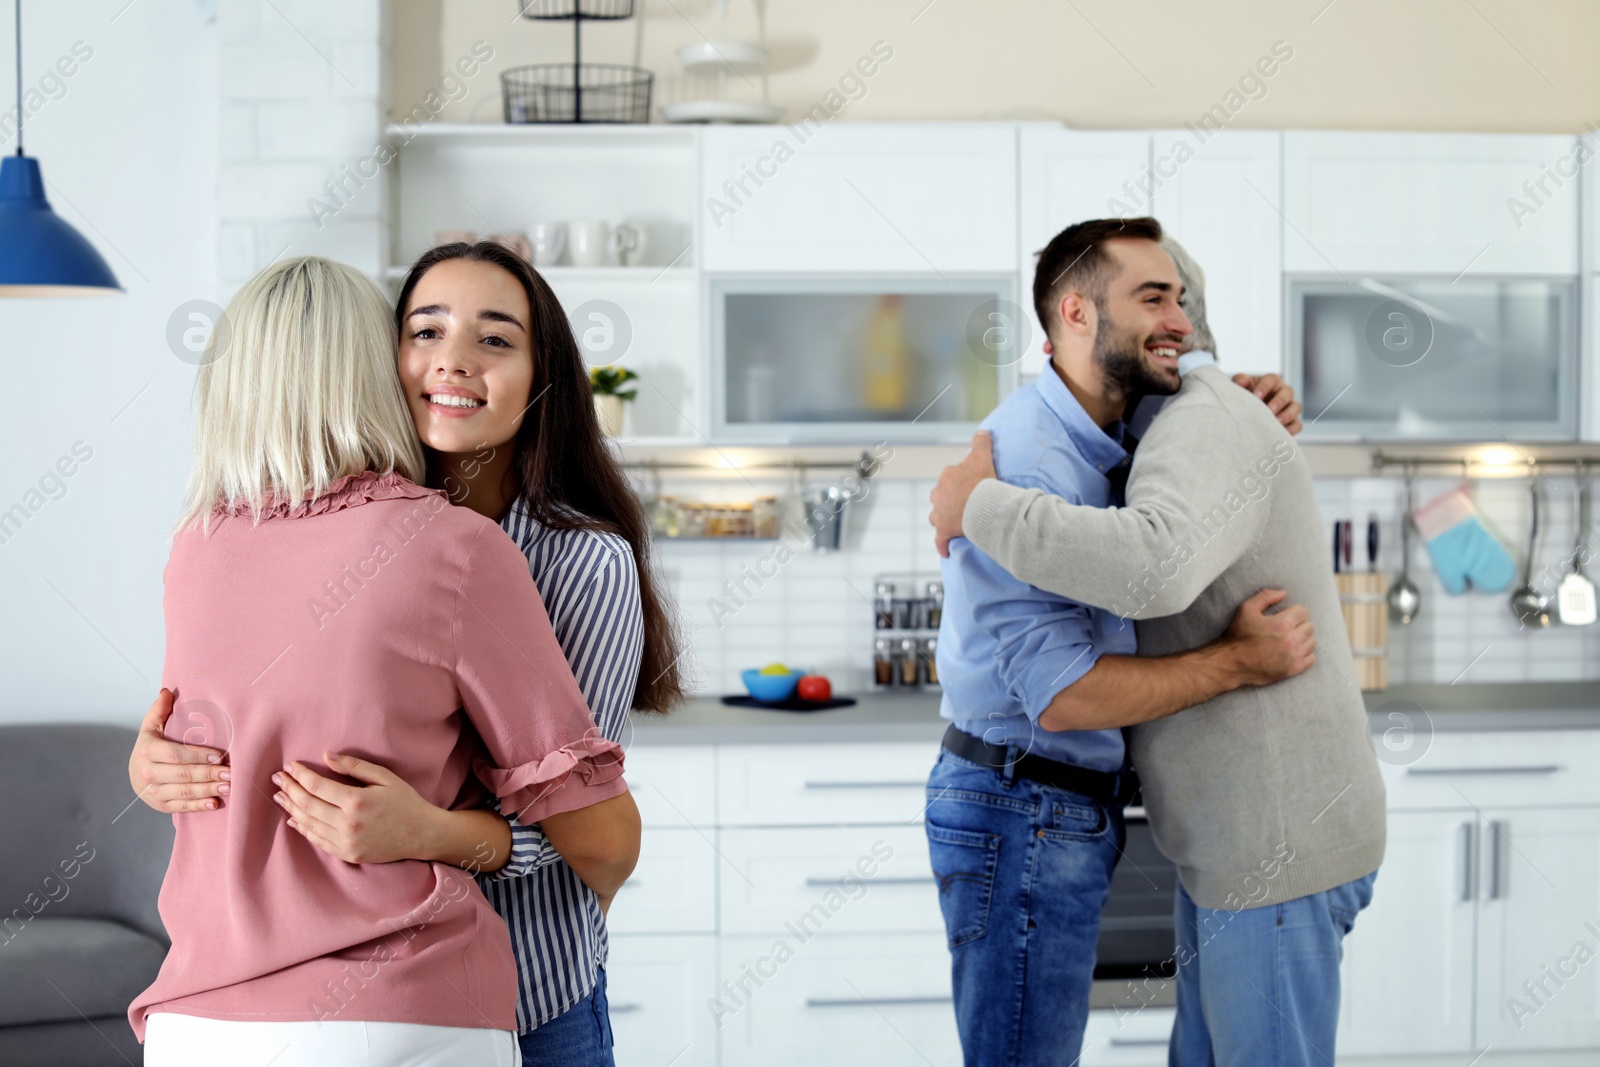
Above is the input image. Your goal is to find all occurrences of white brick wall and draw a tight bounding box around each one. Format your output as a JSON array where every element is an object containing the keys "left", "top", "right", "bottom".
[
  {"left": 658, "top": 473, "right": 1600, "bottom": 698},
  {"left": 215, "top": 0, "right": 387, "bottom": 292}
]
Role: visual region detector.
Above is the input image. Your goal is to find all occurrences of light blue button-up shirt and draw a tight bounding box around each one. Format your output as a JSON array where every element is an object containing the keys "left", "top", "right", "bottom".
[{"left": 937, "top": 362, "right": 1136, "bottom": 771}]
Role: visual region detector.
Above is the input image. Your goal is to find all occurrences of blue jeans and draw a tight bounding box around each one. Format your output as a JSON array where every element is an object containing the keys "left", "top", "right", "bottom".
[
  {"left": 517, "top": 966, "right": 614, "bottom": 1067},
  {"left": 925, "top": 748, "right": 1125, "bottom": 1067},
  {"left": 1170, "top": 872, "right": 1377, "bottom": 1067}
]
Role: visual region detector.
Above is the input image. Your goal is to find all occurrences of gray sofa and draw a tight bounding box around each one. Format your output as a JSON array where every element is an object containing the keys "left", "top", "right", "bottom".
[{"left": 0, "top": 724, "right": 172, "bottom": 1066}]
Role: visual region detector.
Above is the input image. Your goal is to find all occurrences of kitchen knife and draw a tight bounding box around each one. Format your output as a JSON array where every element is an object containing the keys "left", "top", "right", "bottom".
[{"left": 1367, "top": 514, "right": 1379, "bottom": 572}]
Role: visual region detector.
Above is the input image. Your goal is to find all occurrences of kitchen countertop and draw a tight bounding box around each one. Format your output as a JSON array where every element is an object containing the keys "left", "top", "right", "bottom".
[{"left": 628, "top": 683, "right": 1600, "bottom": 745}]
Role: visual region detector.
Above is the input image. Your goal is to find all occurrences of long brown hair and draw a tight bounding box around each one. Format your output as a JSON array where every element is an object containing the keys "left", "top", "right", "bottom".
[{"left": 396, "top": 242, "right": 684, "bottom": 714}]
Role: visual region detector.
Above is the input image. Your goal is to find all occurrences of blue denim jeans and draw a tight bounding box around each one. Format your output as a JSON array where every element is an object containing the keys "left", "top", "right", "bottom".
[
  {"left": 925, "top": 748, "right": 1126, "bottom": 1067},
  {"left": 1169, "top": 872, "right": 1378, "bottom": 1067},
  {"left": 517, "top": 966, "right": 614, "bottom": 1067}
]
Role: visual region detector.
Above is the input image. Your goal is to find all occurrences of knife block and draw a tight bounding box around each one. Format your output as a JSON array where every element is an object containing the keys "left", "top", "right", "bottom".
[{"left": 1336, "top": 573, "right": 1389, "bottom": 690}]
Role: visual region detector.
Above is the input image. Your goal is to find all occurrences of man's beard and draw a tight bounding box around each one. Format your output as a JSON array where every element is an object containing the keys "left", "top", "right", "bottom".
[{"left": 1093, "top": 309, "right": 1181, "bottom": 401}]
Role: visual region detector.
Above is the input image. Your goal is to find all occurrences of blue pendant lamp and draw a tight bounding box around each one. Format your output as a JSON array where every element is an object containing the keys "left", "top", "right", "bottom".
[{"left": 0, "top": 0, "right": 119, "bottom": 296}]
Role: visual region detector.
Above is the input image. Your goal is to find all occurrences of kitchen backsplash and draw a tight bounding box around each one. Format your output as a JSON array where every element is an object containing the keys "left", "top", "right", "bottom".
[{"left": 651, "top": 473, "right": 1600, "bottom": 698}]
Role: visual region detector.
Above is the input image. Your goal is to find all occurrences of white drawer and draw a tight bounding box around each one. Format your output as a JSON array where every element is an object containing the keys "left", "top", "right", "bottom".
[
  {"left": 608, "top": 828, "right": 717, "bottom": 935},
  {"left": 717, "top": 742, "right": 937, "bottom": 826},
  {"left": 623, "top": 743, "right": 716, "bottom": 828},
  {"left": 1079, "top": 1007, "right": 1175, "bottom": 1066},
  {"left": 718, "top": 825, "right": 943, "bottom": 935},
  {"left": 716, "top": 932, "right": 960, "bottom": 1067},
  {"left": 1378, "top": 730, "right": 1600, "bottom": 811},
  {"left": 607, "top": 935, "right": 719, "bottom": 1067}
]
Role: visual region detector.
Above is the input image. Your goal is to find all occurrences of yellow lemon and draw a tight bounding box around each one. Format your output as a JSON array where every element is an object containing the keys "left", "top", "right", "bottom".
[{"left": 758, "top": 662, "right": 791, "bottom": 676}]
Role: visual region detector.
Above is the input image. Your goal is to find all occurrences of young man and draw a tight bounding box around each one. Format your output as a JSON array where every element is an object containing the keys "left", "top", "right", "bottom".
[
  {"left": 927, "top": 217, "right": 1316, "bottom": 1067},
  {"left": 930, "top": 227, "right": 1385, "bottom": 1067}
]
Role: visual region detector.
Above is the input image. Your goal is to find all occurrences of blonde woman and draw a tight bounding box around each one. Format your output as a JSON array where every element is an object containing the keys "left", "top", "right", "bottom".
[{"left": 128, "top": 256, "right": 637, "bottom": 1067}]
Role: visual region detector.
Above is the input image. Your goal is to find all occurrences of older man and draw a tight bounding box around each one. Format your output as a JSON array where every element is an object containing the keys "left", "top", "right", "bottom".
[{"left": 930, "top": 233, "right": 1385, "bottom": 1067}]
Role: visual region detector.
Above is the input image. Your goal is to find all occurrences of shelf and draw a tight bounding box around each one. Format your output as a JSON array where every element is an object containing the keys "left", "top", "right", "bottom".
[
  {"left": 383, "top": 265, "right": 695, "bottom": 283},
  {"left": 385, "top": 122, "right": 698, "bottom": 150}
]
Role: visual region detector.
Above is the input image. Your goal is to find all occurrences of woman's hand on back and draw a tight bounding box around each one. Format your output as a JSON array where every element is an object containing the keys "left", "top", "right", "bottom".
[
  {"left": 273, "top": 754, "right": 436, "bottom": 865},
  {"left": 129, "top": 688, "right": 229, "bottom": 813}
]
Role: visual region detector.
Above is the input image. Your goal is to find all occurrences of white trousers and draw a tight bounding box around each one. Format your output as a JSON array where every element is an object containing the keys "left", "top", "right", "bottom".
[{"left": 144, "top": 1013, "right": 521, "bottom": 1067}]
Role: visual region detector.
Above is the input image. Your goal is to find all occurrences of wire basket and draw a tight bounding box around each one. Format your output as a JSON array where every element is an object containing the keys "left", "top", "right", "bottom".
[
  {"left": 502, "top": 64, "right": 653, "bottom": 124},
  {"left": 516, "top": 0, "right": 637, "bottom": 19}
]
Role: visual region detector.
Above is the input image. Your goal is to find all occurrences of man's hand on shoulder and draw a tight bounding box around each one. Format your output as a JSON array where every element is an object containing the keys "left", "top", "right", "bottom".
[
  {"left": 931, "top": 431, "right": 998, "bottom": 558},
  {"left": 1232, "top": 373, "right": 1304, "bottom": 436}
]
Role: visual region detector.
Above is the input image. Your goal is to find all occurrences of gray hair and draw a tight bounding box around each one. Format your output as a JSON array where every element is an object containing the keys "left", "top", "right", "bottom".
[{"left": 1159, "top": 234, "right": 1215, "bottom": 355}]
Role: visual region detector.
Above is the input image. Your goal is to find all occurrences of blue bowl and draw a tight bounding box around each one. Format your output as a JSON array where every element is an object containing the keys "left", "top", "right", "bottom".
[{"left": 741, "top": 669, "right": 799, "bottom": 703}]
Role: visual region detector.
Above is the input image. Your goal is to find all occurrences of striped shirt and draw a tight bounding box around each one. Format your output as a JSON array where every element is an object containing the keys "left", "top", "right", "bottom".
[{"left": 477, "top": 497, "right": 644, "bottom": 1032}]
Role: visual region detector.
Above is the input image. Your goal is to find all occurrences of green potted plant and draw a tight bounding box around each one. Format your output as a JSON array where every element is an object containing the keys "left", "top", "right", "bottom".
[{"left": 589, "top": 365, "right": 638, "bottom": 437}]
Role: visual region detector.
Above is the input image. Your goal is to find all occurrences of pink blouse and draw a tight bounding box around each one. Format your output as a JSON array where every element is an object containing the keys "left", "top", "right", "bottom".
[{"left": 128, "top": 471, "right": 626, "bottom": 1042}]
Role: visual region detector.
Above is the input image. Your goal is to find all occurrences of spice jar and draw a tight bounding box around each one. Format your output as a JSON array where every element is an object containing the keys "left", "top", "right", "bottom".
[
  {"left": 873, "top": 638, "right": 895, "bottom": 687},
  {"left": 753, "top": 496, "right": 780, "bottom": 539},
  {"left": 925, "top": 581, "right": 944, "bottom": 629},
  {"left": 874, "top": 583, "right": 896, "bottom": 630},
  {"left": 651, "top": 496, "right": 679, "bottom": 538},
  {"left": 898, "top": 638, "right": 920, "bottom": 687},
  {"left": 921, "top": 637, "right": 939, "bottom": 686}
]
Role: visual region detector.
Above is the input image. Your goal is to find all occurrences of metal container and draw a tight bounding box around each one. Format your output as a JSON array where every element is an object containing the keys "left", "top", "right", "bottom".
[{"left": 803, "top": 485, "right": 852, "bottom": 552}]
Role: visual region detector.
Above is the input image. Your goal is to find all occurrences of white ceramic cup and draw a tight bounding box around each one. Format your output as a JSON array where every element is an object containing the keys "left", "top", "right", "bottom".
[
  {"left": 569, "top": 220, "right": 611, "bottom": 268},
  {"left": 530, "top": 222, "right": 566, "bottom": 267},
  {"left": 610, "top": 223, "right": 650, "bottom": 267}
]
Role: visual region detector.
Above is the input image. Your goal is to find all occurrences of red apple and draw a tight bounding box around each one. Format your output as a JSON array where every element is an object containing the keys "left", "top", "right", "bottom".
[{"left": 797, "top": 675, "right": 832, "bottom": 702}]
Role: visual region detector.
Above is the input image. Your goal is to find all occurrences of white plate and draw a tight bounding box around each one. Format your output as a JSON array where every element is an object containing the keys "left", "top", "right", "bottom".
[
  {"left": 676, "top": 40, "right": 767, "bottom": 74},
  {"left": 662, "top": 99, "right": 785, "bottom": 125}
]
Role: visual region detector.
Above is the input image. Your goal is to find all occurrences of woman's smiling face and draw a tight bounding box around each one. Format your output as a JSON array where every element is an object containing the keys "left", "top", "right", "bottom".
[{"left": 398, "top": 258, "right": 536, "bottom": 455}]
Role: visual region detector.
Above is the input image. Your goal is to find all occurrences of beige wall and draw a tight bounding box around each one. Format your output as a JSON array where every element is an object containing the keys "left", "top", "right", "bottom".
[{"left": 391, "top": 0, "right": 1599, "bottom": 133}]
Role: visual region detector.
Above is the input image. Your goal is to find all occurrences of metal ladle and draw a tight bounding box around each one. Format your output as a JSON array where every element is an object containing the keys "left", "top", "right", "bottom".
[
  {"left": 1387, "top": 469, "right": 1421, "bottom": 624},
  {"left": 1510, "top": 477, "right": 1553, "bottom": 628}
]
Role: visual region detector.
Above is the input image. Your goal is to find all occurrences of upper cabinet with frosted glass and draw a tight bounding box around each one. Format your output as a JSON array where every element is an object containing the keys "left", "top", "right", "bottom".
[
  {"left": 1282, "top": 132, "right": 1582, "bottom": 440},
  {"left": 698, "top": 124, "right": 1020, "bottom": 442}
]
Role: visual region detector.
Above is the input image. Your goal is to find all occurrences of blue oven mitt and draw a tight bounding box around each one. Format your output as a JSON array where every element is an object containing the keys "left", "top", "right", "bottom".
[{"left": 1412, "top": 486, "right": 1516, "bottom": 595}]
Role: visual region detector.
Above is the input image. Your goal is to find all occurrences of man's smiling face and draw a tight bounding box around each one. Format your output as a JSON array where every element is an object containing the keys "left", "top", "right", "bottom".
[{"left": 1090, "top": 237, "right": 1194, "bottom": 398}]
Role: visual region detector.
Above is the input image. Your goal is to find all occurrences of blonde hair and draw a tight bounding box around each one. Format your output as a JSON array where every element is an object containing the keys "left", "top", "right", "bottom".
[
  {"left": 1159, "top": 234, "right": 1216, "bottom": 356},
  {"left": 177, "top": 256, "right": 425, "bottom": 532}
]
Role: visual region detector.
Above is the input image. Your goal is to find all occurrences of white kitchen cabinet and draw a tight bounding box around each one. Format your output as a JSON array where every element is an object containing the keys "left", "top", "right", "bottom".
[
  {"left": 1149, "top": 130, "right": 1284, "bottom": 376},
  {"left": 699, "top": 124, "right": 1018, "bottom": 274},
  {"left": 716, "top": 742, "right": 935, "bottom": 826},
  {"left": 717, "top": 825, "right": 940, "bottom": 936},
  {"left": 1282, "top": 131, "right": 1581, "bottom": 276},
  {"left": 608, "top": 934, "right": 720, "bottom": 1067},
  {"left": 621, "top": 743, "right": 717, "bottom": 829},
  {"left": 1017, "top": 128, "right": 1152, "bottom": 376},
  {"left": 715, "top": 933, "right": 960, "bottom": 1067},
  {"left": 1378, "top": 730, "right": 1600, "bottom": 810},
  {"left": 607, "top": 827, "right": 719, "bottom": 935},
  {"left": 1337, "top": 811, "right": 1477, "bottom": 1056},
  {"left": 1477, "top": 807, "right": 1600, "bottom": 1051}
]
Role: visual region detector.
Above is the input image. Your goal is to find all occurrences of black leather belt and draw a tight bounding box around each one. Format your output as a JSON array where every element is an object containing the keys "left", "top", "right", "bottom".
[{"left": 942, "top": 724, "right": 1137, "bottom": 806}]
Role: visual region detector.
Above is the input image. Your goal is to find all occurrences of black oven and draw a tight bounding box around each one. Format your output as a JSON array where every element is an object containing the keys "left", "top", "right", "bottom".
[{"left": 1093, "top": 806, "right": 1179, "bottom": 982}]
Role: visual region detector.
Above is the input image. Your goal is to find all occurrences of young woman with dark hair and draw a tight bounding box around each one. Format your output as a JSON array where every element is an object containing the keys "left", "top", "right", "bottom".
[{"left": 131, "top": 242, "right": 684, "bottom": 1066}]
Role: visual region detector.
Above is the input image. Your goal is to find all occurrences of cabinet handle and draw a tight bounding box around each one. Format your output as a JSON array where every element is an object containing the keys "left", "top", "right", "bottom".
[
  {"left": 1486, "top": 820, "right": 1508, "bottom": 901},
  {"left": 806, "top": 995, "right": 952, "bottom": 1008},
  {"left": 1458, "top": 821, "right": 1477, "bottom": 903},
  {"left": 803, "top": 876, "right": 935, "bottom": 887},
  {"left": 1109, "top": 1037, "right": 1171, "bottom": 1048},
  {"left": 803, "top": 781, "right": 927, "bottom": 790},
  {"left": 609, "top": 1003, "right": 643, "bottom": 1014},
  {"left": 1407, "top": 765, "right": 1561, "bottom": 777}
]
